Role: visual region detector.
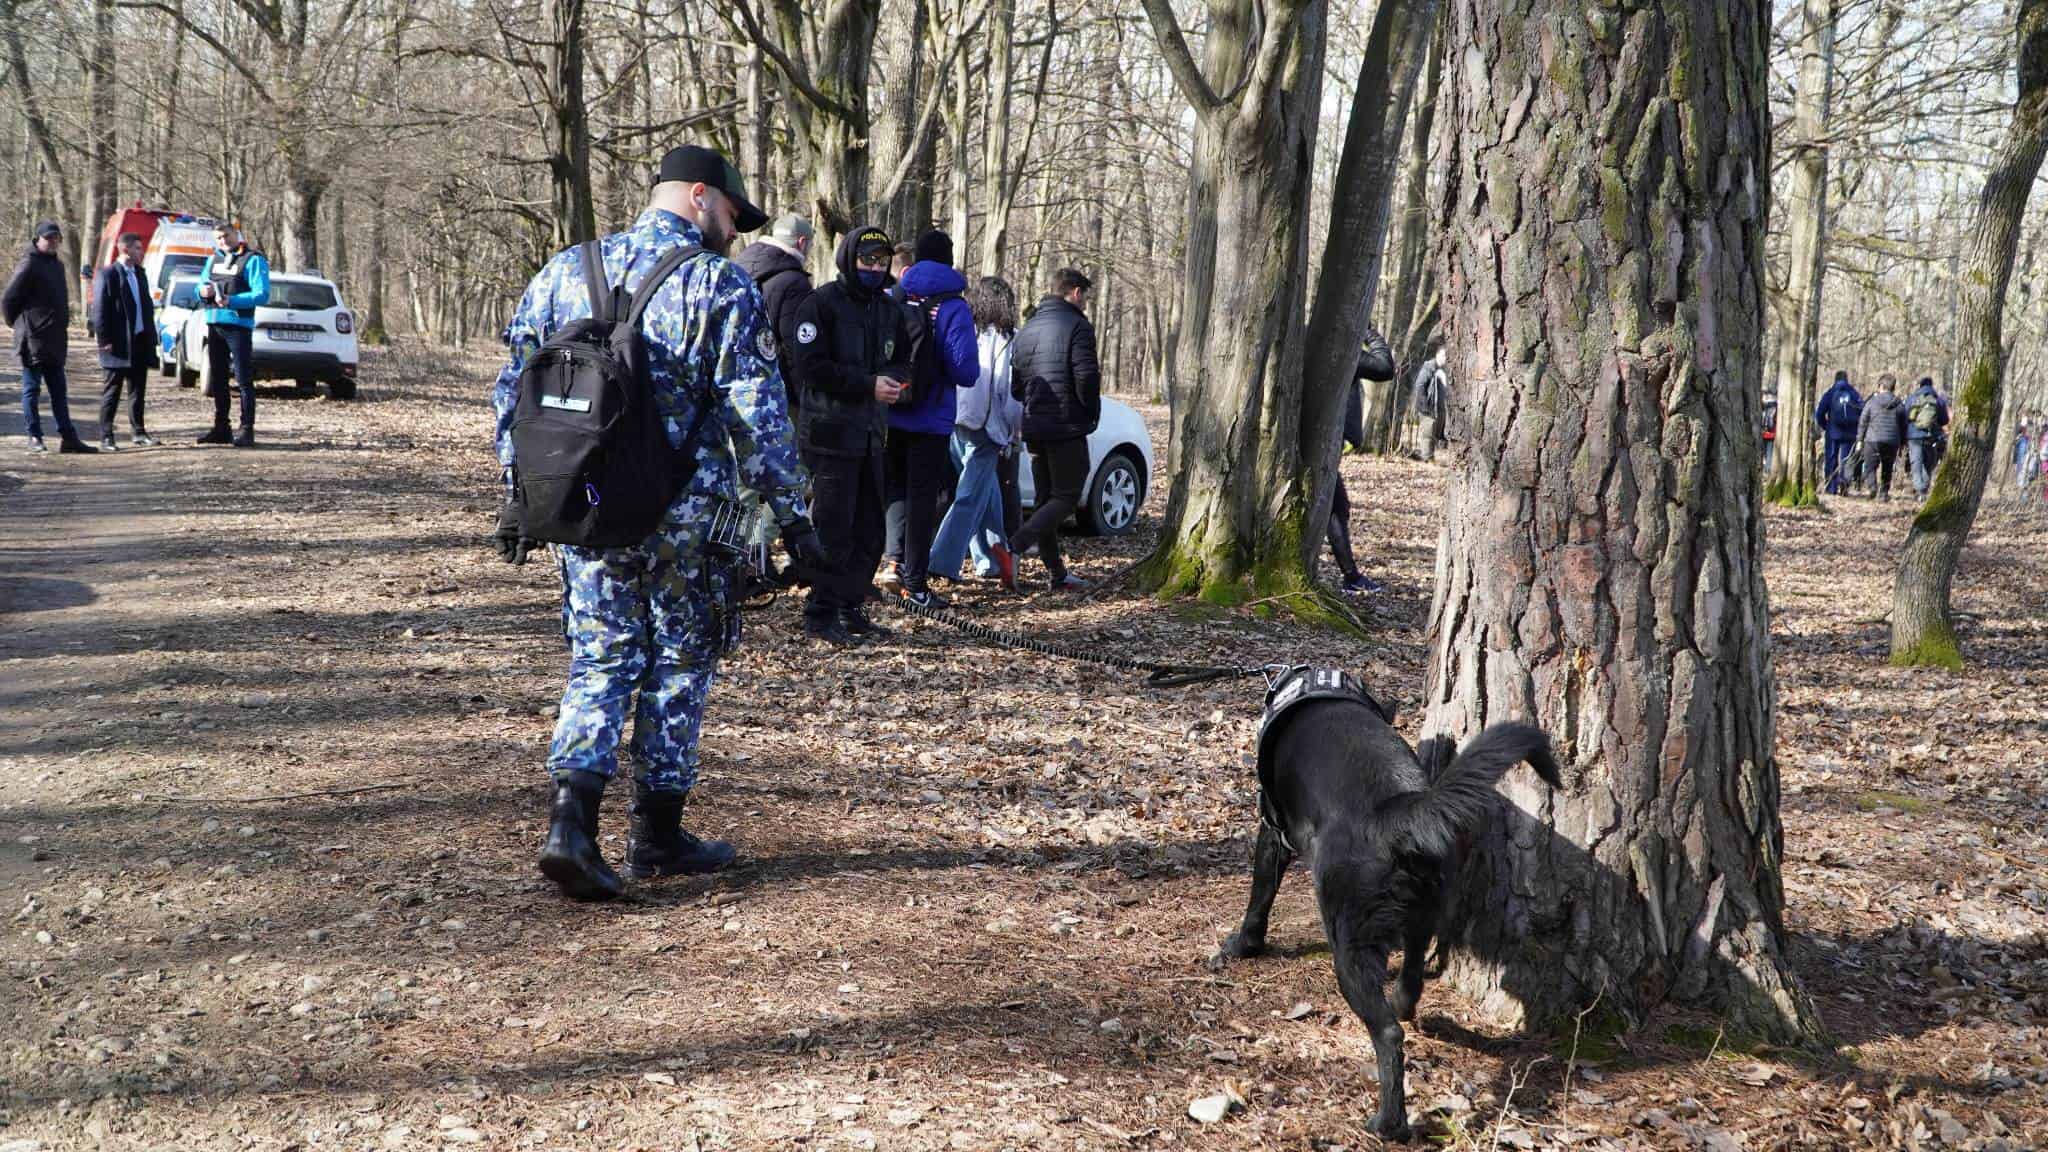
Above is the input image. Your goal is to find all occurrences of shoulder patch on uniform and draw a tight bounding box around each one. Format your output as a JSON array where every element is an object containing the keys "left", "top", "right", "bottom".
[
  {"left": 797, "top": 321, "right": 818, "bottom": 345},
  {"left": 757, "top": 327, "right": 777, "bottom": 360}
]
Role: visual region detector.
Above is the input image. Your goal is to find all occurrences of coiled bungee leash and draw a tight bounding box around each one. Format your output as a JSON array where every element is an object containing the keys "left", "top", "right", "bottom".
[{"left": 885, "top": 591, "right": 1286, "bottom": 689}]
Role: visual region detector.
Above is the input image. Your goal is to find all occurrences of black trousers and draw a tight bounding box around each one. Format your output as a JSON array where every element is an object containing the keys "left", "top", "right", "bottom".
[
  {"left": 1866, "top": 443, "right": 1899, "bottom": 498},
  {"left": 1012, "top": 436, "right": 1090, "bottom": 580},
  {"left": 1325, "top": 475, "right": 1361, "bottom": 580},
  {"left": 99, "top": 362, "right": 150, "bottom": 437},
  {"left": 998, "top": 449, "right": 1022, "bottom": 539},
  {"left": 882, "top": 429, "right": 952, "bottom": 591},
  {"left": 803, "top": 445, "right": 886, "bottom": 625},
  {"left": 206, "top": 323, "right": 256, "bottom": 430}
]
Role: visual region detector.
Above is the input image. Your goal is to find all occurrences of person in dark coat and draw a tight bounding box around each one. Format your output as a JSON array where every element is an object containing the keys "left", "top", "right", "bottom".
[
  {"left": 1813, "top": 369, "right": 1863, "bottom": 495},
  {"left": 1327, "top": 328, "right": 1395, "bottom": 593},
  {"left": 1007, "top": 267, "right": 1100, "bottom": 590},
  {"left": 882, "top": 229, "right": 978, "bottom": 606},
  {"left": 787, "top": 223, "right": 914, "bottom": 646},
  {"left": 3, "top": 221, "right": 94, "bottom": 453},
  {"left": 90, "top": 232, "right": 161, "bottom": 449},
  {"left": 732, "top": 214, "right": 816, "bottom": 416},
  {"left": 1904, "top": 376, "right": 1951, "bottom": 499},
  {"left": 1855, "top": 373, "right": 1905, "bottom": 501}
]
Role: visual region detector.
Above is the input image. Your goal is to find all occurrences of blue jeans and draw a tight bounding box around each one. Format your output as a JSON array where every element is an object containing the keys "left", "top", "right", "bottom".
[
  {"left": 1824, "top": 435, "right": 1855, "bottom": 494},
  {"left": 1909, "top": 441, "right": 1939, "bottom": 496},
  {"left": 929, "top": 427, "right": 1008, "bottom": 580},
  {"left": 20, "top": 360, "right": 78, "bottom": 441}
]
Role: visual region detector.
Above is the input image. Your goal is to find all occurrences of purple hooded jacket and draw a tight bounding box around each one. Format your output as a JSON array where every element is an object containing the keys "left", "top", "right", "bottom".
[{"left": 888, "top": 260, "right": 978, "bottom": 436}]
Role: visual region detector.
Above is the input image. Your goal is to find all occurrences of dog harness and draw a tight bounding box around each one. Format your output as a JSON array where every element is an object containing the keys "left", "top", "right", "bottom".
[{"left": 1254, "top": 665, "right": 1396, "bottom": 854}]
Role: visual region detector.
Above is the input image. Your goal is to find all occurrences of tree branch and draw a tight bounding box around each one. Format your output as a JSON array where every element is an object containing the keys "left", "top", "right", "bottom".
[
  {"left": 116, "top": 1, "right": 278, "bottom": 105},
  {"left": 876, "top": 0, "right": 993, "bottom": 205},
  {"left": 725, "top": 0, "right": 861, "bottom": 125},
  {"left": 1137, "top": 0, "right": 1223, "bottom": 115}
]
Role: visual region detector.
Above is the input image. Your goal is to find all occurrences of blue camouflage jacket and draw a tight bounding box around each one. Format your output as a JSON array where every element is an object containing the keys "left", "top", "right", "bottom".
[{"left": 491, "top": 210, "right": 810, "bottom": 536}]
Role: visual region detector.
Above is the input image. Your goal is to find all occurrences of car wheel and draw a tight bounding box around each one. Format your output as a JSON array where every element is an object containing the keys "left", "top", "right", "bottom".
[
  {"left": 294, "top": 378, "right": 319, "bottom": 397},
  {"left": 328, "top": 376, "right": 357, "bottom": 401},
  {"left": 1083, "top": 450, "right": 1145, "bottom": 536},
  {"left": 176, "top": 339, "right": 198, "bottom": 389}
]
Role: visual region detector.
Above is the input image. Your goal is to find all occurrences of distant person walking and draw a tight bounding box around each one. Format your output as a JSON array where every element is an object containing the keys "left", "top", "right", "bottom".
[
  {"left": 1327, "top": 328, "right": 1394, "bottom": 594},
  {"left": 1007, "top": 268, "right": 1100, "bottom": 590},
  {"left": 1904, "top": 376, "right": 1950, "bottom": 499},
  {"left": 193, "top": 223, "right": 271, "bottom": 447},
  {"left": 1814, "top": 369, "right": 1863, "bottom": 495},
  {"left": 1409, "top": 348, "right": 1447, "bottom": 461},
  {"left": 1855, "top": 373, "right": 1905, "bottom": 501},
  {"left": 90, "top": 232, "right": 160, "bottom": 449},
  {"left": 4, "top": 221, "right": 94, "bottom": 454},
  {"left": 929, "top": 275, "right": 1022, "bottom": 589}
]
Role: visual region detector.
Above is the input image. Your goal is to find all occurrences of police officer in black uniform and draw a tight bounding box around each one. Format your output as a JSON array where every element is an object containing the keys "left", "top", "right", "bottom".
[{"left": 787, "top": 225, "right": 913, "bottom": 646}]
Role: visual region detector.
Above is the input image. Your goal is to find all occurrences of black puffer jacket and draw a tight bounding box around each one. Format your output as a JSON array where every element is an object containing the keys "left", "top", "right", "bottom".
[
  {"left": 787, "top": 225, "right": 912, "bottom": 458},
  {"left": 2, "top": 241, "right": 69, "bottom": 367},
  {"left": 733, "top": 240, "right": 813, "bottom": 404},
  {"left": 1343, "top": 327, "right": 1395, "bottom": 450},
  {"left": 1009, "top": 295, "right": 1100, "bottom": 441}
]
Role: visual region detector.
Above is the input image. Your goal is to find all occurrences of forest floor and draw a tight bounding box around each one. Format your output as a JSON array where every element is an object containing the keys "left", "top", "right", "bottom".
[{"left": 3, "top": 341, "right": 2047, "bottom": 1152}]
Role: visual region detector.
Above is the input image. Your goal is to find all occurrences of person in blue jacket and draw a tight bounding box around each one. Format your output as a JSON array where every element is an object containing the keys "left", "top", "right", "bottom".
[
  {"left": 882, "top": 229, "right": 979, "bottom": 607},
  {"left": 1813, "top": 369, "right": 1863, "bottom": 495},
  {"left": 193, "top": 223, "right": 271, "bottom": 446},
  {"left": 1903, "top": 375, "right": 1952, "bottom": 499}
]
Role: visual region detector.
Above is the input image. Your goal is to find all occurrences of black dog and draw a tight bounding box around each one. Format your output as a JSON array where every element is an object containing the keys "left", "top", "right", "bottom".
[{"left": 1216, "top": 679, "right": 1561, "bottom": 1141}]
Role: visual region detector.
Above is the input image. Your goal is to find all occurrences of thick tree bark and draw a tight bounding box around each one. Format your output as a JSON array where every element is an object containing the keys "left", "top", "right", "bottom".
[
  {"left": 1423, "top": 0, "right": 1822, "bottom": 1046},
  {"left": 1136, "top": 0, "right": 1327, "bottom": 605},
  {"left": 1890, "top": 0, "right": 2048, "bottom": 668},
  {"left": 548, "top": 0, "right": 597, "bottom": 247},
  {"left": 1764, "top": 0, "right": 1838, "bottom": 507},
  {"left": 872, "top": 0, "right": 932, "bottom": 239},
  {"left": 1294, "top": 0, "right": 1443, "bottom": 581}
]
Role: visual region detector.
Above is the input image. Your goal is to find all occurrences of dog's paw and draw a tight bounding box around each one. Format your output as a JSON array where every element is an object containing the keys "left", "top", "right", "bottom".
[
  {"left": 1365, "top": 1113, "right": 1414, "bottom": 1143},
  {"left": 1217, "top": 932, "right": 1266, "bottom": 962}
]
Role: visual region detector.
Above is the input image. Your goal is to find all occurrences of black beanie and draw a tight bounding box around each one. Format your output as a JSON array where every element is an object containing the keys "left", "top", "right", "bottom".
[{"left": 914, "top": 229, "right": 953, "bottom": 267}]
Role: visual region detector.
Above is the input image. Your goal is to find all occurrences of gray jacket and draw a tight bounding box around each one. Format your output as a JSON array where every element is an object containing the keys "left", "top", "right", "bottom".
[
  {"left": 1857, "top": 391, "right": 1906, "bottom": 447},
  {"left": 957, "top": 326, "right": 1023, "bottom": 447}
]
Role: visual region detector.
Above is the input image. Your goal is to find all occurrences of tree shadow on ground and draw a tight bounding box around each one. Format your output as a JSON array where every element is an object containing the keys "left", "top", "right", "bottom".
[{"left": 0, "top": 575, "right": 98, "bottom": 614}]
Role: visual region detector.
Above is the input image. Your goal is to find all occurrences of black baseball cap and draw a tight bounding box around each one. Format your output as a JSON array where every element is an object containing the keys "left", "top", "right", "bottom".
[{"left": 654, "top": 145, "right": 767, "bottom": 234}]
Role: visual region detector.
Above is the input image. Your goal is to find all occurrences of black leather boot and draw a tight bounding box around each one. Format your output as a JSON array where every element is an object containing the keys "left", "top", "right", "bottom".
[
  {"left": 537, "top": 774, "right": 623, "bottom": 901},
  {"left": 623, "top": 790, "right": 736, "bottom": 878}
]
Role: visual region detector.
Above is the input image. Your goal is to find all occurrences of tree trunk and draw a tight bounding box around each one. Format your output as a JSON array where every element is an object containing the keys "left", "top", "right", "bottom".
[
  {"left": 978, "top": 0, "right": 1016, "bottom": 275},
  {"left": 87, "top": 0, "right": 118, "bottom": 245},
  {"left": 948, "top": 7, "right": 974, "bottom": 249},
  {"left": 1379, "top": 16, "right": 1442, "bottom": 453},
  {"left": 1423, "top": 0, "right": 1822, "bottom": 1046},
  {"left": 1765, "top": 0, "right": 1839, "bottom": 507},
  {"left": 160, "top": 0, "right": 187, "bottom": 199},
  {"left": 1890, "top": 0, "right": 2048, "bottom": 668},
  {"left": 1293, "top": 0, "right": 1442, "bottom": 581},
  {"left": 1136, "top": 0, "right": 1327, "bottom": 604},
  {"left": 363, "top": 185, "right": 389, "bottom": 342},
  {"left": 548, "top": 0, "right": 597, "bottom": 247},
  {"left": 1, "top": 0, "right": 78, "bottom": 235},
  {"left": 281, "top": 170, "right": 324, "bottom": 272}
]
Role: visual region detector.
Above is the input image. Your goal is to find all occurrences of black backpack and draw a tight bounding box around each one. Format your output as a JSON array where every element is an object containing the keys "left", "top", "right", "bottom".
[
  {"left": 902, "top": 289, "right": 963, "bottom": 383},
  {"left": 509, "top": 240, "right": 705, "bottom": 548}
]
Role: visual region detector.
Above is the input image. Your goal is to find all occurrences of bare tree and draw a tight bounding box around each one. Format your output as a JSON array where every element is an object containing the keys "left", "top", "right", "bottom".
[
  {"left": 1422, "top": 0, "right": 1822, "bottom": 1044},
  {"left": 1764, "top": 0, "right": 1839, "bottom": 507},
  {"left": 1890, "top": 0, "right": 2048, "bottom": 667}
]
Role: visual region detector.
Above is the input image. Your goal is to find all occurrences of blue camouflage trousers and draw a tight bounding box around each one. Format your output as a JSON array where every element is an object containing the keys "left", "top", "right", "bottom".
[{"left": 548, "top": 530, "right": 735, "bottom": 795}]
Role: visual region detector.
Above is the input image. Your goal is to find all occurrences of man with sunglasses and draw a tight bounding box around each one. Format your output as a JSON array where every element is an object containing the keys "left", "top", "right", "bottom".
[{"left": 787, "top": 225, "right": 913, "bottom": 647}]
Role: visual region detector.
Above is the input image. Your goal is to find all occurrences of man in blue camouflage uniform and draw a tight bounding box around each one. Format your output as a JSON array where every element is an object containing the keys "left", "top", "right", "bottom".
[{"left": 491, "top": 145, "right": 826, "bottom": 901}]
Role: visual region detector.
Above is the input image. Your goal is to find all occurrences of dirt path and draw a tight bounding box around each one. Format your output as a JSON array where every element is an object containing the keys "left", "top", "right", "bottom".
[{"left": 3, "top": 343, "right": 2046, "bottom": 1151}]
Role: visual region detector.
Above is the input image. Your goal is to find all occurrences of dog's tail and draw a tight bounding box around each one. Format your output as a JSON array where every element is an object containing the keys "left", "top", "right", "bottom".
[{"left": 1383, "top": 722, "right": 1561, "bottom": 856}]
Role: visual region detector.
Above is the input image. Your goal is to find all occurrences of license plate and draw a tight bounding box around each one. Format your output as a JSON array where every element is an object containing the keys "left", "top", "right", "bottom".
[{"left": 269, "top": 330, "right": 314, "bottom": 343}]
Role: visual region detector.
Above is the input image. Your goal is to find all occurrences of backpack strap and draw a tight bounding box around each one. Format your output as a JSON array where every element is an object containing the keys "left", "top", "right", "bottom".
[
  {"left": 577, "top": 241, "right": 615, "bottom": 325},
  {"left": 625, "top": 243, "right": 703, "bottom": 331}
]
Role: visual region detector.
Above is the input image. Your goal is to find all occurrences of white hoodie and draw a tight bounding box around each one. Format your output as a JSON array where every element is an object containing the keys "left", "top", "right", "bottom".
[{"left": 957, "top": 325, "right": 1024, "bottom": 447}]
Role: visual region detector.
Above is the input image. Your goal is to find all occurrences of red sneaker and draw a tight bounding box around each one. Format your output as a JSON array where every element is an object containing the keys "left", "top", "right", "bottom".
[{"left": 990, "top": 544, "right": 1018, "bottom": 592}]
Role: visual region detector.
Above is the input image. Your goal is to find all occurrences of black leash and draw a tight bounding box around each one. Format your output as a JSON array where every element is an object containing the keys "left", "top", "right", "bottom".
[{"left": 885, "top": 592, "right": 1284, "bottom": 689}]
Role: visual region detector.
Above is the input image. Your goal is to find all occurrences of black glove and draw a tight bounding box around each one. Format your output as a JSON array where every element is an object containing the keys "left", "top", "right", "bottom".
[
  {"left": 781, "top": 519, "right": 829, "bottom": 574},
  {"left": 494, "top": 501, "right": 537, "bottom": 565}
]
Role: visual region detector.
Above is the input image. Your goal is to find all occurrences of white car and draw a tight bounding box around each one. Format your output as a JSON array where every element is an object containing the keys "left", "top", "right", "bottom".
[
  {"left": 1018, "top": 396, "right": 1154, "bottom": 535},
  {"left": 168, "top": 272, "right": 360, "bottom": 399}
]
